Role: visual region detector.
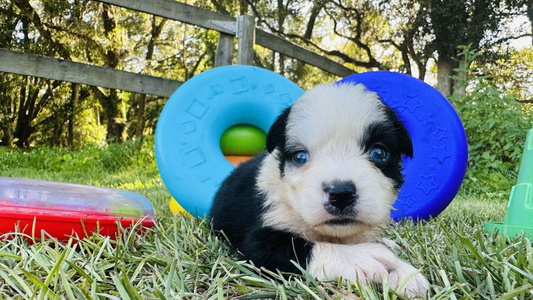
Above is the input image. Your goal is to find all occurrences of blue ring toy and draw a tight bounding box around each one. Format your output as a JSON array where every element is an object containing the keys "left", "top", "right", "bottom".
[
  {"left": 339, "top": 71, "right": 468, "bottom": 220},
  {"left": 155, "top": 66, "right": 304, "bottom": 218}
]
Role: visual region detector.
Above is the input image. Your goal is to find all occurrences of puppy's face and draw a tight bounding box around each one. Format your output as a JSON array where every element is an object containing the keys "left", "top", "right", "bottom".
[{"left": 260, "top": 83, "right": 412, "bottom": 242}]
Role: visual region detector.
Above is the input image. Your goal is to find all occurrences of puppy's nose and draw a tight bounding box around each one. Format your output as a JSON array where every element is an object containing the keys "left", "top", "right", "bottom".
[{"left": 323, "top": 182, "right": 357, "bottom": 211}]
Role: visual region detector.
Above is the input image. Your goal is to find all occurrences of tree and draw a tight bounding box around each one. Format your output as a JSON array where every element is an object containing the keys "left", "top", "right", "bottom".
[
  {"left": 239, "top": 0, "right": 530, "bottom": 97},
  {"left": 1, "top": 0, "right": 531, "bottom": 148},
  {"left": 1, "top": 0, "right": 68, "bottom": 147},
  {"left": 0, "top": 0, "right": 19, "bottom": 146},
  {"left": 133, "top": 16, "right": 166, "bottom": 139},
  {"left": 0, "top": 0, "right": 218, "bottom": 147},
  {"left": 421, "top": 0, "right": 510, "bottom": 96}
]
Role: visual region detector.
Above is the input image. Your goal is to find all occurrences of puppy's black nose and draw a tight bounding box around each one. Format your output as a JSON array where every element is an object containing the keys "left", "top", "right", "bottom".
[{"left": 323, "top": 181, "right": 357, "bottom": 211}]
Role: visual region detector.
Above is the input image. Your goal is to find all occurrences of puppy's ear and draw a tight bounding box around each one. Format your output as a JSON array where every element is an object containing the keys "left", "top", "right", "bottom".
[
  {"left": 386, "top": 107, "right": 413, "bottom": 158},
  {"left": 266, "top": 107, "right": 291, "bottom": 153},
  {"left": 396, "top": 121, "right": 413, "bottom": 158}
]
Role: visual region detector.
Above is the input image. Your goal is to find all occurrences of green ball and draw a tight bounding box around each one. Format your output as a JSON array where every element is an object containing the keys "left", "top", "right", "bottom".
[{"left": 220, "top": 124, "right": 267, "bottom": 156}]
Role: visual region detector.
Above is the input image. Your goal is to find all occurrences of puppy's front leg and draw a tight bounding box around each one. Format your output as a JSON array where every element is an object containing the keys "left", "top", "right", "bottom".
[
  {"left": 308, "top": 242, "right": 429, "bottom": 298},
  {"left": 308, "top": 242, "right": 398, "bottom": 283},
  {"left": 239, "top": 227, "right": 313, "bottom": 274}
]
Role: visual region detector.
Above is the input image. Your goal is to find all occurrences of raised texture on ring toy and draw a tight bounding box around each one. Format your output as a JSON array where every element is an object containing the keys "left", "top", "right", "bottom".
[{"left": 155, "top": 66, "right": 304, "bottom": 218}]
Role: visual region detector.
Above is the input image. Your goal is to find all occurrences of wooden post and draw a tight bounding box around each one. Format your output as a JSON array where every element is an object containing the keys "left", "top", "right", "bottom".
[
  {"left": 236, "top": 15, "right": 255, "bottom": 65},
  {"left": 215, "top": 32, "right": 234, "bottom": 67}
]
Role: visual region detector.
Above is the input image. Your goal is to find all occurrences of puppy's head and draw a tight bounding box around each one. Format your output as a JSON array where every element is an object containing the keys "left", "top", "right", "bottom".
[{"left": 259, "top": 83, "right": 412, "bottom": 242}]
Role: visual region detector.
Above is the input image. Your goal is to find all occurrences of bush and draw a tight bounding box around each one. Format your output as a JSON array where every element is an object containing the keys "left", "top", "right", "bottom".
[{"left": 450, "top": 46, "right": 533, "bottom": 194}]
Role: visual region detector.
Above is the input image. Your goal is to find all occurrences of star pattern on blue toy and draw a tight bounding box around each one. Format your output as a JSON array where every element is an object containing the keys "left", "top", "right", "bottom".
[
  {"left": 416, "top": 174, "right": 438, "bottom": 195},
  {"left": 397, "top": 192, "right": 417, "bottom": 209},
  {"left": 431, "top": 145, "right": 452, "bottom": 164},
  {"left": 403, "top": 93, "right": 423, "bottom": 113},
  {"left": 418, "top": 114, "right": 439, "bottom": 136},
  {"left": 433, "top": 127, "right": 449, "bottom": 141}
]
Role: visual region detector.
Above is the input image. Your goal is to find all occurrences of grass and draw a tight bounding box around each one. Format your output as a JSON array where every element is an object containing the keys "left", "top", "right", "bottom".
[{"left": 0, "top": 141, "right": 532, "bottom": 299}]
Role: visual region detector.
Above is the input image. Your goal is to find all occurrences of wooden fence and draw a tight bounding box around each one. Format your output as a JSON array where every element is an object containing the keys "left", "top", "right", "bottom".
[{"left": 0, "top": 0, "right": 355, "bottom": 98}]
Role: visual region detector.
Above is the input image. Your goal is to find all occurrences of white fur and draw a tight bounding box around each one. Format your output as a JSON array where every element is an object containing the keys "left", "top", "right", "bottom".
[
  {"left": 388, "top": 259, "right": 431, "bottom": 298},
  {"left": 308, "top": 242, "right": 429, "bottom": 298},
  {"left": 308, "top": 242, "right": 398, "bottom": 282},
  {"left": 285, "top": 83, "right": 388, "bottom": 155}
]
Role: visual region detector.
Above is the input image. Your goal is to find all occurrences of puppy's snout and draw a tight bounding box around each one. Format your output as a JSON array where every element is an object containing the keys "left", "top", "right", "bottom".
[{"left": 323, "top": 181, "right": 357, "bottom": 211}]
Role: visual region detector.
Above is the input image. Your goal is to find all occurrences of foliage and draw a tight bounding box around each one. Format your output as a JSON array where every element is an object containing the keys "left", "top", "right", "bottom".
[
  {"left": 0, "top": 0, "right": 218, "bottom": 148},
  {"left": 450, "top": 46, "right": 533, "bottom": 194},
  {"left": 1, "top": 144, "right": 533, "bottom": 298},
  {"left": 481, "top": 47, "right": 533, "bottom": 103},
  {"left": 0, "top": 0, "right": 531, "bottom": 148},
  {"left": 0, "top": 137, "right": 158, "bottom": 182}
]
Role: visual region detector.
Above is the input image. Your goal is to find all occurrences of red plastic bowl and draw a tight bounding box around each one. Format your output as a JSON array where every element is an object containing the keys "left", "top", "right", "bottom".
[{"left": 0, "top": 178, "right": 157, "bottom": 241}]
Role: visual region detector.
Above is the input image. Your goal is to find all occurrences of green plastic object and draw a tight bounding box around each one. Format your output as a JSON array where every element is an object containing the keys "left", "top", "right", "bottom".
[
  {"left": 484, "top": 127, "right": 533, "bottom": 240},
  {"left": 219, "top": 124, "right": 266, "bottom": 156}
]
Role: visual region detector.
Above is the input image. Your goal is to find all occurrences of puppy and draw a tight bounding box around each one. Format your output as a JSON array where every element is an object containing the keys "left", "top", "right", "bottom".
[{"left": 210, "top": 83, "right": 430, "bottom": 298}]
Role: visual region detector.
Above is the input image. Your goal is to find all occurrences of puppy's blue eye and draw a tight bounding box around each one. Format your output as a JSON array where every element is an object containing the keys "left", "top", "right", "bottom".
[
  {"left": 292, "top": 151, "right": 309, "bottom": 165},
  {"left": 369, "top": 145, "right": 389, "bottom": 163}
]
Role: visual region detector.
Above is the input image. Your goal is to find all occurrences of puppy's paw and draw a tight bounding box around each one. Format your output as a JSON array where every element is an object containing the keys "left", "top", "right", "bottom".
[
  {"left": 387, "top": 259, "right": 430, "bottom": 298},
  {"left": 308, "top": 242, "right": 429, "bottom": 298},
  {"left": 308, "top": 242, "right": 399, "bottom": 284},
  {"left": 381, "top": 237, "right": 401, "bottom": 250}
]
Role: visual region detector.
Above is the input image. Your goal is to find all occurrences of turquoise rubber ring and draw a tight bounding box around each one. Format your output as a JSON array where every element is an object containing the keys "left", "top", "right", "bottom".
[{"left": 155, "top": 66, "right": 304, "bottom": 217}]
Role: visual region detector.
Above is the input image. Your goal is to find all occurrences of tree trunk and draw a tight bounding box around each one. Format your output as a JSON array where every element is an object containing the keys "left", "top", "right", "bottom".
[
  {"left": 435, "top": 55, "right": 455, "bottom": 97},
  {"left": 97, "top": 3, "right": 126, "bottom": 143},
  {"left": 527, "top": 0, "right": 533, "bottom": 46},
  {"left": 2, "top": 126, "right": 14, "bottom": 147},
  {"left": 135, "top": 93, "right": 147, "bottom": 138},
  {"left": 304, "top": 2, "right": 323, "bottom": 40},
  {"left": 14, "top": 78, "right": 35, "bottom": 148},
  {"left": 135, "top": 16, "right": 165, "bottom": 139},
  {"left": 0, "top": 79, "right": 14, "bottom": 147},
  {"left": 67, "top": 83, "right": 79, "bottom": 147},
  {"left": 416, "top": 60, "right": 427, "bottom": 81},
  {"left": 101, "top": 89, "right": 126, "bottom": 143}
]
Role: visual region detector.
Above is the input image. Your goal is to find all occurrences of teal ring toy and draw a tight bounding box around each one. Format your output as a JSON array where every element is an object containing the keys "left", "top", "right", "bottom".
[{"left": 155, "top": 66, "right": 304, "bottom": 218}]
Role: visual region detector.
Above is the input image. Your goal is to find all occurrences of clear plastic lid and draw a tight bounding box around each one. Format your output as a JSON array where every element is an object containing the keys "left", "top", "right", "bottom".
[{"left": 0, "top": 177, "right": 156, "bottom": 219}]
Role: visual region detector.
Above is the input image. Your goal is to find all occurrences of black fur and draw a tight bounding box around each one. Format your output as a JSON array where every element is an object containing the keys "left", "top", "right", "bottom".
[
  {"left": 362, "top": 106, "right": 413, "bottom": 189},
  {"left": 265, "top": 107, "right": 291, "bottom": 175},
  {"left": 383, "top": 106, "right": 413, "bottom": 158},
  {"left": 209, "top": 152, "right": 313, "bottom": 273},
  {"left": 266, "top": 107, "right": 291, "bottom": 153}
]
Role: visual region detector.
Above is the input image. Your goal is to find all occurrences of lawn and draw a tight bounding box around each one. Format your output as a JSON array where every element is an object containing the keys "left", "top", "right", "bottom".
[{"left": 0, "top": 141, "right": 532, "bottom": 299}]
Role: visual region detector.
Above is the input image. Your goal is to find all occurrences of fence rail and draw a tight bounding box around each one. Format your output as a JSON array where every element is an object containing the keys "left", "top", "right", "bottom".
[
  {"left": 0, "top": 0, "right": 354, "bottom": 97},
  {"left": 95, "top": 0, "right": 354, "bottom": 77},
  {"left": 0, "top": 49, "right": 182, "bottom": 97}
]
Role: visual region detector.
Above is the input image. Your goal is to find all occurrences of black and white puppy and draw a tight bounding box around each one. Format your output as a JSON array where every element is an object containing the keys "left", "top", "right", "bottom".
[{"left": 210, "top": 83, "right": 430, "bottom": 298}]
